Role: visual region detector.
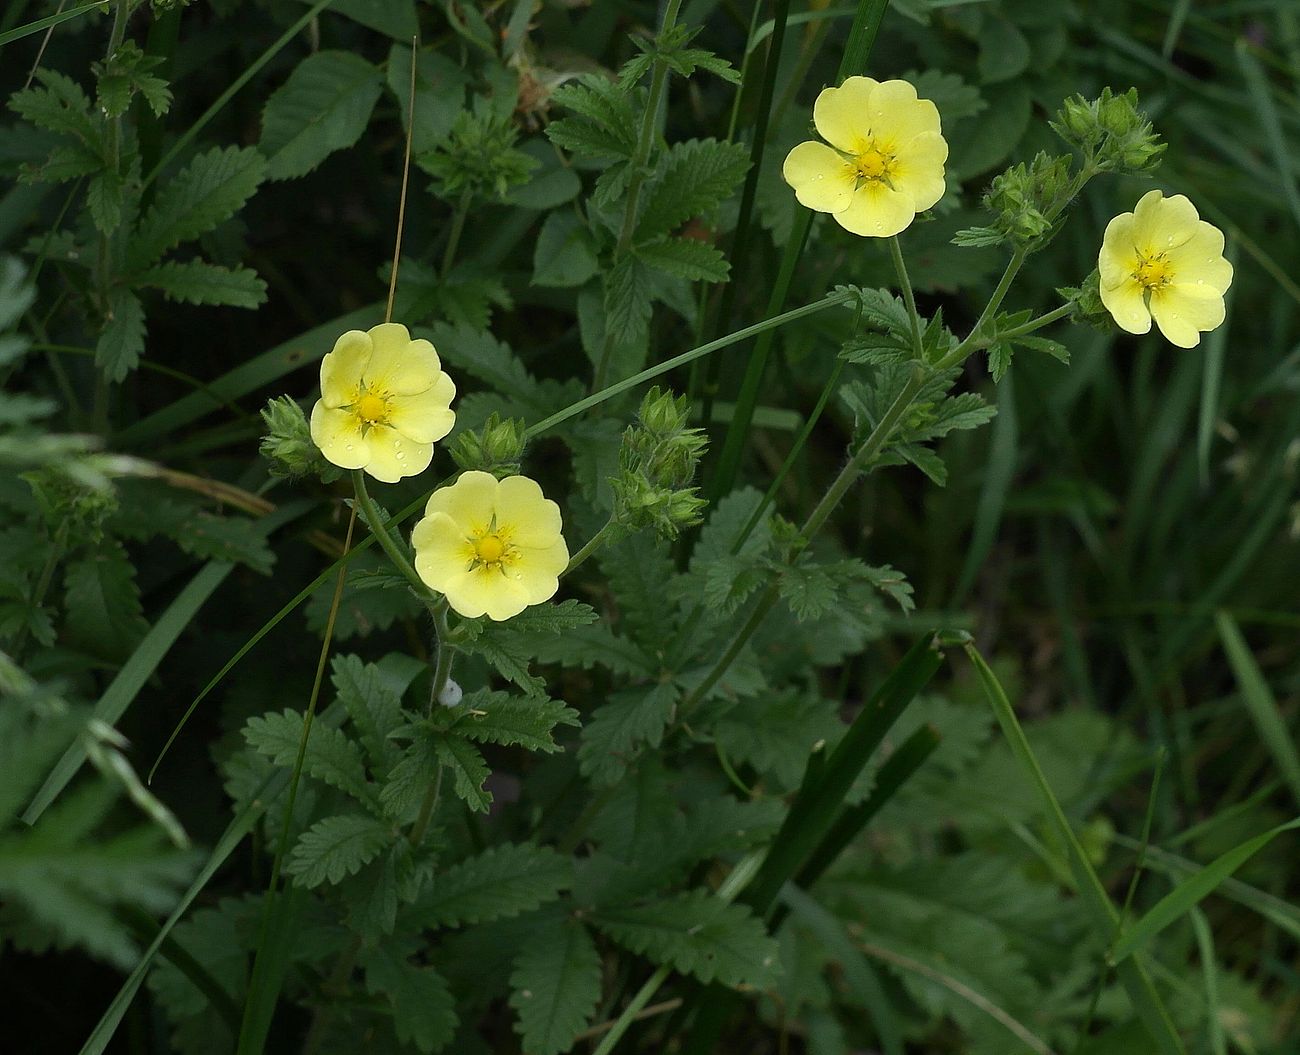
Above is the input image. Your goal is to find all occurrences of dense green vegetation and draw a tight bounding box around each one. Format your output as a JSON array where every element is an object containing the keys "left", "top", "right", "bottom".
[{"left": 2, "top": 1, "right": 1298, "bottom": 1052}]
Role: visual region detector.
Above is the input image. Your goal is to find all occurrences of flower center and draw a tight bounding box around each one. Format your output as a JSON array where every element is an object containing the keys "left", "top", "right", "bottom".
[
  {"left": 473, "top": 533, "right": 507, "bottom": 566},
  {"left": 357, "top": 392, "right": 388, "bottom": 424},
  {"left": 853, "top": 144, "right": 894, "bottom": 182},
  {"left": 1133, "top": 253, "right": 1173, "bottom": 291}
]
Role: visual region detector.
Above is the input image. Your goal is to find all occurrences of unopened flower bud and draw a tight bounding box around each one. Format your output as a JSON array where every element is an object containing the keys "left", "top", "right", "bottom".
[
  {"left": 450, "top": 413, "right": 527, "bottom": 478},
  {"left": 260, "top": 396, "right": 342, "bottom": 483}
]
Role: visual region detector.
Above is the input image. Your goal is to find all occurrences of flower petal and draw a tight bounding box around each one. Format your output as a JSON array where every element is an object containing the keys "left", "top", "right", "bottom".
[
  {"left": 495, "top": 475, "right": 563, "bottom": 547},
  {"left": 1099, "top": 212, "right": 1140, "bottom": 288},
  {"left": 512, "top": 537, "right": 569, "bottom": 606},
  {"left": 1099, "top": 278, "right": 1152, "bottom": 336},
  {"left": 319, "top": 330, "right": 372, "bottom": 408},
  {"left": 1168, "top": 221, "right": 1233, "bottom": 293},
  {"left": 310, "top": 402, "right": 369, "bottom": 469},
  {"left": 412, "top": 512, "right": 474, "bottom": 593},
  {"left": 870, "top": 81, "right": 941, "bottom": 145},
  {"left": 425, "top": 470, "right": 498, "bottom": 534},
  {"left": 386, "top": 373, "right": 457, "bottom": 444},
  {"left": 813, "top": 76, "right": 878, "bottom": 152},
  {"left": 1131, "top": 190, "right": 1201, "bottom": 253},
  {"left": 782, "top": 141, "right": 856, "bottom": 213},
  {"left": 1149, "top": 284, "right": 1225, "bottom": 348},
  {"left": 363, "top": 323, "right": 444, "bottom": 396},
  {"left": 362, "top": 424, "right": 433, "bottom": 483},
  {"left": 892, "top": 130, "right": 947, "bottom": 211},
  {"left": 833, "top": 181, "right": 916, "bottom": 238},
  {"left": 441, "top": 566, "right": 531, "bottom": 621}
]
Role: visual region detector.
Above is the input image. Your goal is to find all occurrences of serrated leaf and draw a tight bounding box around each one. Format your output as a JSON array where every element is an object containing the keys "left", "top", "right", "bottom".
[
  {"left": 532, "top": 211, "right": 599, "bottom": 288},
  {"left": 603, "top": 255, "right": 653, "bottom": 345},
  {"left": 332, "top": 653, "right": 405, "bottom": 774},
  {"left": 510, "top": 919, "right": 601, "bottom": 1055},
  {"left": 96, "top": 288, "right": 145, "bottom": 382},
  {"left": 578, "top": 683, "right": 677, "bottom": 786},
  {"left": 86, "top": 171, "right": 126, "bottom": 235},
  {"left": 242, "top": 709, "right": 375, "bottom": 806},
  {"left": 259, "top": 51, "right": 383, "bottom": 180},
  {"left": 988, "top": 342, "right": 1013, "bottom": 382},
  {"left": 135, "top": 259, "right": 267, "bottom": 308},
  {"left": 285, "top": 812, "right": 390, "bottom": 887},
  {"left": 546, "top": 76, "right": 638, "bottom": 160},
  {"left": 593, "top": 888, "right": 780, "bottom": 988},
  {"left": 62, "top": 541, "right": 147, "bottom": 661},
  {"left": 363, "top": 947, "right": 458, "bottom": 1054},
  {"left": 413, "top": 843, "right": 572, "bottom": 928},
  {"left": 128, "top": 145, "right": 265, "bottom": 267},
  {"left": 379, "top": 738, "right": 439, "bottom": 821},
  {"left": 178, "top": 512, "right": 274, "bottom": 573},
  {"left": 450, "top": 690, "right": 580, "bottom": 753},
  {"left": 8, "top": 70, "right": 97, "bottom": 144},
  {"left": 433, "top": 734, "right": 492, "bottom": 813},
  {"left": 634, "top": 138, "right": 749, "bottom": 240},
  {"left": 714, "top": 690, "right": 843, "bottom": 789},
  {"left": 635, "top": 236, "right": 729, "bottom": 282}
]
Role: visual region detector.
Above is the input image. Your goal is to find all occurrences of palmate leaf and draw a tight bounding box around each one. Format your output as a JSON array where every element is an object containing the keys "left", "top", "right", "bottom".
[
  {"left": 128, "top": 146, "right": 266, "bottom": 268},
  {"left": 242, "top": 708, "right": 376, "bottom": 807},
  {"left": 285, "top": 812, "right": 390, "bottom": 887},
  {"left": 259, "top": 50, "right": 383, "bottom": 180},
  {"left": 135, "top": 260, "right": 267, "bottom": 308},
  {"left": 593, "top": 888, "right": 780, "bottom": 988},
  {"left": 634, "top": 138, "right": 749, "bottom": 240},
  {"left": 578, "top": 682, "right": 678, "bottom": 786},
  {"left": 411, "top": 843, "right": 572, "bottom": 928},
  {"left": 509, "top": 918, "right": 602, "bottom": 1055},
  {"left": 63, "top": 540, "right": 147, "bottom": 661},
  {"left": 448, "top": 690, "right": 580, "bottom": 753},
  {"left": 363, "top": 946, "right": 458, "bottom": 1054}
]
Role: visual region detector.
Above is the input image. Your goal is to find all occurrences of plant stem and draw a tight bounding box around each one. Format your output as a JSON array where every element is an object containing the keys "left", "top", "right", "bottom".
[
  {"left": 592, "top": 0, "right": 684, "bottom": 391},
  {"left": 889, "top": 236, "right": 924, "bottom": 357},
  {"left": 564, "top": 517, "right": 616, "bottom": 576},
  {"left": 350, "top": 469, "right": 429, "bottom": 596},
  {"left": 441, "top": 190, "right": 472, "bottom": 278},
  {"left": 997, "top": 301, "right": 1075, "bottom": 341},
  {"left": 941, "top": 248, "right": 1027, "bottom": 367}
]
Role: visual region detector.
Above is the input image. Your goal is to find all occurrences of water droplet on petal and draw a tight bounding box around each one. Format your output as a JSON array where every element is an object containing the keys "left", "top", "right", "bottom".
[
  {"left": 345, "top": 443, "right": 354, "bottom": 452},
  {"left": 814, "top": 174, "right": 824, "bottom": 182},
  {"left": 1197, "top": 279, "right": 1204, "bottom": 285},
  {"left": 874, "top": 221, "right": 884, "bottom": 231}
]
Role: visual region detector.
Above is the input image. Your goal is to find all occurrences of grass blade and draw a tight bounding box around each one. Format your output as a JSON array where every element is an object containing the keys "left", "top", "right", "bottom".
[
  {"left": 1216, "top": 610, "right": 1300, "bottom": 809},
  {"left": 23, "top": 500, "right": 313, "bottom": 824},
  {"left": 1110, "top": 815, "right": 1300, "bottom": 965},
  {"left": 781, "top": 886, "right": 903, "bottom": 1055},
  {"left": 1237, "top": 39, "right": 1300, "bottom": 231},
  {"left": 963, "top": 643, "right": 1186, "bottom": 1055},
  {"left": 1189, "top": 908, "right": 1228, "bottom": 1055},
  {"left": 0, "top": 0, "right": 105, "bottom": 49}
]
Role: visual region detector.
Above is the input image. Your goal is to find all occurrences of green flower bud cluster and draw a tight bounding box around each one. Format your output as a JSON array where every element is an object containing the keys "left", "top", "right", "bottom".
[
  {"left": 610, "top": 387, "right": 708, "bottom": 539},
  {"left": 259, "top": 396, "right": 343, "bottom": 483},
  {"left": 25, "top": 468, "right": 117, "bottom": 544},
  {"left": 449, "top": 413, "right": 527, "bottom": 479},
  {"left": 982, "top": 152, "right": 1074, "bottom": 247},
  {"left": 1051, "top": 87, "right": 1165, "bottom": 174},
  {"left": 1056, "top": 270, "right": 1114, "bottom": 333},
  {"left": 417, "top": 102, "right": 539, "bottom": 204}
]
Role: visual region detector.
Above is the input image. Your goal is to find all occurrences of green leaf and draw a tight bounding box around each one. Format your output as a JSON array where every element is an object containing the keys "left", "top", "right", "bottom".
[
  {"left": 988, "top": 342, "right": 1013, "bottom": 382},
  {"left": 412, "top": 843, "right": 572, "bottom": 928},
  {"left": 128, "top": 146, "right": 266, "bottom": 268},
  {"left": 135, "top": 260, "right": 267, "bottom": 308},
  {"left": 310, "top": 0, "right": 417, "bottom": 40},
  {"left": 977, "top": 17, "right": 1031, "bottom": 84},
  {"left": 332, "top": 653, "right": 405, "bottom": 775},
  {"left": 363, "top": 947, "right": 458, "bottom": 1054},
  {"left": 578, "top": 683, "right": 677, "bottom": 786},
  {"left": 546, "top": 76, "right": 638, "bottom": 160},
  {"left": 285, "top": 812, "right": 390, "bottom": 888},
  {"left": 634, "top": 236, "right": 730, "bottom": 282},
  {"left": 8, "top": 70, "right": 98, "bottom": 144},
  {"left": 450, "top": 690, "right": 579, "bottom": 754},
  {"left": 259, "top": 51, "right": 383, "bottom": 180},
  {"left": 634, "top": 138, "right": 749, "bottom": 240},
  {"left": 603, "top": 255, "right": 654, "bottom": 345},
  {"left": 63, "top": 541, "right": 147, "bottom": 661},
  {"left": 176, "top": 512, "right": 275, "bottom": 573},
  {"left": 432, "top": 734, "right": 492, "bottom": 813},
  {"left": 509, "top": 919, "right": 602, "bottom": 1055},
  {"left": 86, "top": 171, "right": 126, "bottom": 235},
  {"left": 96, "top": 288, "right": 145, "bottom": 382},
  {"left": 532, "top": 211, "right": 599, "bottom": 288},
  {"left": 593, "top": 888, "right": 779, "bottom": 988},
  {"left": 386, "top": 44, "right": 468, "bottom": 154},
  {"left": 1111, "top": 816, "right": 1300, "bottom": 965},
  {"left": 714, "top": 690, "right": 843, "bottom": 789},
  {"left": 242, "top": 708, "right": 375, "bottom": 806}
]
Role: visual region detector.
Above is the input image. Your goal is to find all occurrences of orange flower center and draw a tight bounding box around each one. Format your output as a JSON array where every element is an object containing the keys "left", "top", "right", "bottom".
[{"left": 357, "top": 393, "right": 388, "bottom": 423}]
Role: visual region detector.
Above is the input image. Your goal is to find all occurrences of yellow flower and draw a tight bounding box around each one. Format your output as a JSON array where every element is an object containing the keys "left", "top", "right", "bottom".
[
  {"left": 1099, "top": 190, "right": 1233, "bottom": 349},
  {"left": 782, "top": 77, "right": 947, "bottom": 238},
  {"left": 411, "top": 471, "right": 568, "bottom": 621},
  {"left": 309, "top": 323, "right": 456, "bottom": 483}
]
